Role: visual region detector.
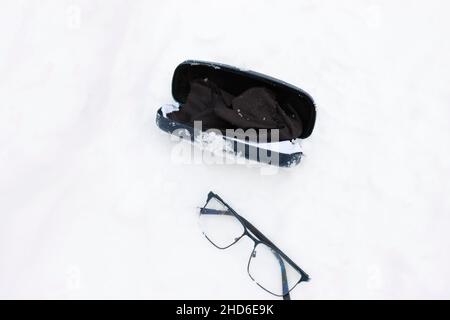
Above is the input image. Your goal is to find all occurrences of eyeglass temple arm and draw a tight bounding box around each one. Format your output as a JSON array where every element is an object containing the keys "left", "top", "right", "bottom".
[
  {"left": 200, "top": 208, "right": 291, "bottom": 299},
  {"left": 199, "top": 208, "right": 230, "bottom": 215},
  {"left": 272, "top": 248, "right": 291, "bottom": 300}
]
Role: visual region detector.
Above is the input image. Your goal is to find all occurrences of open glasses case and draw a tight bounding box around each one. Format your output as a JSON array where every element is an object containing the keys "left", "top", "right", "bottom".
[{"left": 156, "top": 60, "right": 316, "bottom": 167}]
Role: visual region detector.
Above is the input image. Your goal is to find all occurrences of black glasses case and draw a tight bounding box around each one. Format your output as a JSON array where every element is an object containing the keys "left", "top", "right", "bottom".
[{"left": 156, "top": 60, "right": 316, "bottom": 167}]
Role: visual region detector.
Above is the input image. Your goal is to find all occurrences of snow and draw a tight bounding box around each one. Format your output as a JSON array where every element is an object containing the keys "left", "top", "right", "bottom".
[{"left": 1, "top": 0, "right": 450, "bottom": 299}]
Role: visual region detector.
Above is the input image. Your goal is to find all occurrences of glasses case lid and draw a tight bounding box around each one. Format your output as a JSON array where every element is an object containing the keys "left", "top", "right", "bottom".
[{"left": 171, "top": 60, "right": 316, "bottom": 139}]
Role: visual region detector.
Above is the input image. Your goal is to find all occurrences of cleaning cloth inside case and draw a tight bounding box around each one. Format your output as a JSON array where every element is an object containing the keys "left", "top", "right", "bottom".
[{"left": 167, "top": 78, "right": 303, "bottom": 141}]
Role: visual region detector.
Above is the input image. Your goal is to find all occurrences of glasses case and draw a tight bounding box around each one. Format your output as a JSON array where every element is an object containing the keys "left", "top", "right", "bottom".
[{"left": 156, "top": 60, "right": 316, "bottom": 167}]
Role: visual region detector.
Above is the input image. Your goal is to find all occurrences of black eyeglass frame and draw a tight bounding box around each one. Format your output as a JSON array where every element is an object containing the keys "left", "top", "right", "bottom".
[{"left": 200, "top": 191, "right": 310, "bottom": 299}]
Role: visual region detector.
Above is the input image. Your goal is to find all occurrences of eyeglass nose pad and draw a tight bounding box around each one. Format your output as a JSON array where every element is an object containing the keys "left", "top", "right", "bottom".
[{"left": 252, "top": 250, "right": 257, "bottom": 258}]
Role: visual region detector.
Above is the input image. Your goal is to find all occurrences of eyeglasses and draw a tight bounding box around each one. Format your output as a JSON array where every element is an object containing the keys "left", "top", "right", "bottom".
[{"left": 198, "top": 191, "right": 309, "bottom": 300}]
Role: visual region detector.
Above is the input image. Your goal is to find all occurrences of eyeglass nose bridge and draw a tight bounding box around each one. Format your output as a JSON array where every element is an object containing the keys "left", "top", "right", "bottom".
[{"left": 243, "top": 229, "right": 260, "bottom": 246}]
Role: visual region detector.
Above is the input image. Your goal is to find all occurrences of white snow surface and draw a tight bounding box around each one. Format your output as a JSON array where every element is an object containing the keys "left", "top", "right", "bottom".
[{"left": 1, "top": 0, "right": 450, "bottom": 299}]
